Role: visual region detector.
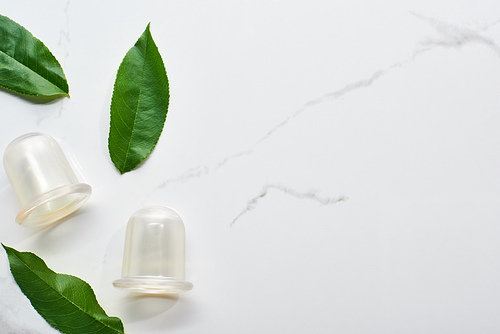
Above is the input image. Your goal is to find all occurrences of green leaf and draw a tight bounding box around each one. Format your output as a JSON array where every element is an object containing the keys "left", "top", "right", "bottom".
[
  {"left": 0, "top": 14, "right": 69, "bottom": 97},
  {"left": 2, "top": 244, "right": 124, "bottom": 334},
  {"left": 108, "top": 23, "right": 170, "bottom": 174}
]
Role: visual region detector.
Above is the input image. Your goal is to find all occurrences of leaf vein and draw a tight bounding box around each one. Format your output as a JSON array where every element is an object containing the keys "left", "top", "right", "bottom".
[{"left": 121, "top": 39, "right": 149, "bottom": 171}]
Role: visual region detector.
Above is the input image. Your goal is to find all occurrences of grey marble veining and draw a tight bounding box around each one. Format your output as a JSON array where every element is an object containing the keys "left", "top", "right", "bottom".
[{"left": 1, "top": 1, "right": 500, "bottom": 333}]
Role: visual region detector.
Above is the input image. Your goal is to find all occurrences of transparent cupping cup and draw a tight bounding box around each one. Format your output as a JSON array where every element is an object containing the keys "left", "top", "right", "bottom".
[
  {"left": 3, "top": 132, "right": 92, "bottom": 227},
  {"left": 113, "top": 206, "right": 194, "bottom": 294}
]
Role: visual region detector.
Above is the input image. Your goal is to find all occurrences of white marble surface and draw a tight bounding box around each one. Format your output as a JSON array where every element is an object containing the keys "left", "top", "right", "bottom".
[{"left": 1, "top": 1, "right": 500, "bottom": 333}]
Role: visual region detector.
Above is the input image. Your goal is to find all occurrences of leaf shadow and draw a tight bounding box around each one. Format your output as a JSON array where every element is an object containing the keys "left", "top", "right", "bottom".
[
  {"left": 119, "top": 293, "right": 179, "bottom": 322},
  {"left": 0, "top": 86, "right": 67, "bottom": 105}
]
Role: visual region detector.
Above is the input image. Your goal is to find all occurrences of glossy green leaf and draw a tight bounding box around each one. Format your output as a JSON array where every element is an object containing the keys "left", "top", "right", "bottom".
[
  {"left": 108, "top": 23, "right": 169, "bottom": 174},
  {"left": 0, "top": 14, "right": 69, "bottom": 97},
  {"left": 2, "top": 244, "right": 124, "bottom": 334}
]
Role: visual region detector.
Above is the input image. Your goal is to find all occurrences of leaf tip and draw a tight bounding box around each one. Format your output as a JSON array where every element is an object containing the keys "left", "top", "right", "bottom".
[
  {"left": 143, "top": 22, "right": 152, "bottom": 35},
  {"left": 114, "top": 164, "right": 127, "bottom": 175},
  {"left": 112, "top": 159, "right": 127, "bottom": 174},
  {"left": 2, "top": 244, "right": 14, "bottom": 257}
]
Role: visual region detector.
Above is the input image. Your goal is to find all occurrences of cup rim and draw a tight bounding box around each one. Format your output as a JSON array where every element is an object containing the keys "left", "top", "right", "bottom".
[
  {"left": 113, "top": 276, "right": 194, "bottom": 294},
  {"left": 16, "top": 182, "right": 92, "bottom": 227}
]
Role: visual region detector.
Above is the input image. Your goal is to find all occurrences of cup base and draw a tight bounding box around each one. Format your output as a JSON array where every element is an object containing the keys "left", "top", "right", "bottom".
[
  {"left": 16, "top": 183, "right": 92, "bottom": 227},
  {"left": 113, "top": 276, "right": 194, "bottom": 294}
]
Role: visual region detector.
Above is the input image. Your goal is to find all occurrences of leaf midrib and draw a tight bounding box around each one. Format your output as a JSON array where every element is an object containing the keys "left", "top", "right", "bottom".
[
  {"left": 0, "top": 47, "right": 66, "bottom": 95},
  {"left": 121, "top": 36, "right": 149, "bottom": 172},
  {"left": 10, "top": 250, "right": 122, "bottom": 333}
]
